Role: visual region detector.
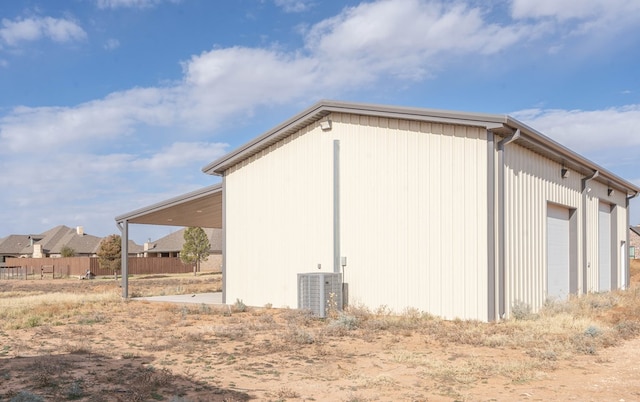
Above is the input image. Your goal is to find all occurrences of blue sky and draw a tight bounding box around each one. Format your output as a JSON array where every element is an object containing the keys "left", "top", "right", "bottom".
[{"left": 1, "top": 0, "right": 640, "bottom": 244}]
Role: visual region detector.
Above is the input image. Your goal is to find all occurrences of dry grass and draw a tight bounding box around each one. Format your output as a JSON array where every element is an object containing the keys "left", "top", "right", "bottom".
[{"left": 1, "top": 268, "right": 640, "bottom": 400}]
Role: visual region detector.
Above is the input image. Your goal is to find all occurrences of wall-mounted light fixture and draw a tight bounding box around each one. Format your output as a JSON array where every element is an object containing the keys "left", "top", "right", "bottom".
[
  {"left": 608, "top": 188, "right": 614, "bottom": 196},
  {"left": 319, "top": 119, "right": 332, "bottom": 131},
  {"left": 561, "top": 167, "right": 569, "bottom": 179}
]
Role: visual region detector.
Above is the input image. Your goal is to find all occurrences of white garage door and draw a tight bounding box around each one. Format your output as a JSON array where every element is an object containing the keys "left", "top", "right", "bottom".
[
  {"left": 547, "top": 204, "right": 570, "bottom": 300},
  {"left": 598, "top": 202, "right": 612, "bottom": 292}
]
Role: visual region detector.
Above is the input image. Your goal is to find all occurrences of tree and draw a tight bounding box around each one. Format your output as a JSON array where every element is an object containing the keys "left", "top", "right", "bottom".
[
  {"left": 97, "top": 234, "right": 121, "bottom": 280},
  {"left": 60, "top": 246, "right": 76, "bottom": 257},
  {"left": 180, "top": 227, "right": 210, "bottom": 276}
]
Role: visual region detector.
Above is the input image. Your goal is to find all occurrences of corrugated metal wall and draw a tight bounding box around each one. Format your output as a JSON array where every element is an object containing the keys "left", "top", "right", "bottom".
[
  {"left": 224, "top": 112, "right": 489, "bottom": 319},
  {"left": 334, "top": 113, "right": 488, "bottom": 320},
  {"left": 224, "top": 123, "right": 335, "bottom": 308},
  {"left": 224, "top": 111, "right": 631, "bottom": 320},
  {"left": 502, "top": 143, "right": 628, "bottom": 316}
]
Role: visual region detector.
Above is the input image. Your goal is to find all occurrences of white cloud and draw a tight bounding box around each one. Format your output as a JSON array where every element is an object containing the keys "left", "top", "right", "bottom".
[
  {"left": 104, "top": 38, "right": 120, "bottom": 50},
  {"left": 510, "top": 0, "right": 640, "bottom": 35},
  {"left": 274, "top": 0, "right": 314, "bottom": 13},
  {"left": 0, "top": 16, "right": 86, "bottom": 46},
  {"left": 305, "top": 0, "right": 532, "bottom": 81},
  {"left": 511, "top": 105, "right": 640, "bottom": 154},
  {"left": 132, "top": 142, "right": 228, "bottom": 170},
  {"left": 96, "top": 0, "right": 180, "bottom": 9}
]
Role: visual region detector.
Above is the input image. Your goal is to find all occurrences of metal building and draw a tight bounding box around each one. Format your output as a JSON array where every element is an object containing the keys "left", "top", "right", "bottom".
[{"left": 118, "top": 100, "right": 639, "bottom": 321}]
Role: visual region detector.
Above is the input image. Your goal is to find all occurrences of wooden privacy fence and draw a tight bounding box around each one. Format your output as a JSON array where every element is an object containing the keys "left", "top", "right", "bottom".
[{"left": 3, "top": 257, "right": 194, "bottom": 278}]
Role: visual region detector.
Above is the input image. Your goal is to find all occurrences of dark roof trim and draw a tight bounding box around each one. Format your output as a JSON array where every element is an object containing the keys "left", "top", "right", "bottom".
[
  {"left": 115, "top": 183, "right": 222, "bottom": 223},
  {"left": 202, "top": 100, "right": 640, "bottom": 195},
  {"left": 631, "top": 226, "right": 640, "bottom": 237}
]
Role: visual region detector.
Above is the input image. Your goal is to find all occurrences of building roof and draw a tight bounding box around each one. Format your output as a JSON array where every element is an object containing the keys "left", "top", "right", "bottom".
[
  {"left": 115, "top": 183, "right": 222, "bottom": 228},
  {"left": 0, "top": 235, "right": 30, "bottom": 255},
  {"left": 202, "top": 100, "right": 640, "bottom": 196},
  {"left": 147, "top": 227, "right": 222, "bottom": 253},
  {"left": 631, "top": 226, "right": 640, "bottom": 237},
  {"left": 0, "top": 226, "right": 143, "bottom": 256}
]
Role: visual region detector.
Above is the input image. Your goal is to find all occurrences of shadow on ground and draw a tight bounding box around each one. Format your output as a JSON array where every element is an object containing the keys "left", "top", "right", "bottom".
[{"left": 0, "top": 352, "right": 250, "bottom": 401}]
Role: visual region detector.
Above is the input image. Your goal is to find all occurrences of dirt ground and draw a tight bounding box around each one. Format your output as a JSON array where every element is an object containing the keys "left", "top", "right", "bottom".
[{"left": 1, "top": 269, "right": 640, "bottom": 401}]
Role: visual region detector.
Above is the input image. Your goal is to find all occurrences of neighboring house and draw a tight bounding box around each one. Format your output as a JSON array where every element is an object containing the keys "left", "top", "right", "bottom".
[
  {"left": 143, "top": 228, "right": 223, "bottom": 271},
  {"left": 117, "top": 100, "right": 640, "bottom": 321},
  {"left": 630, "top": 226, "right": 640, "bottom": 259},
  {"left": 0, "top": 225, "right": 142, "bottom": 264},
  {"left": 0, "top": 234, "right": 30, "bottom": 264}
]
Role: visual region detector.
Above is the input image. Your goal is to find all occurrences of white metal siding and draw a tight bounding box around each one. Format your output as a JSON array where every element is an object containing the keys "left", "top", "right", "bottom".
[
  {"left": 224, "top": 112, "right": 489, "bottom": 319},
  {"left": 503, "top": 144, "right": 582, "bottom": 315},
  {"left": 224, "top": 124, "right": 335, "bottom": 308},
  {"left": 547, "top": 204, "right": 570, "bottom": 300},
  {"left": 334, "top": 113, "right": 488, "bottom": 320}
]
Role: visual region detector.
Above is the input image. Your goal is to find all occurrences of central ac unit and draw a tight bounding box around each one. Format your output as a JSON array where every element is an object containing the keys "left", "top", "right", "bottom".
[{"left": 297, "top": 272, "right": 342, "bottom": 318}]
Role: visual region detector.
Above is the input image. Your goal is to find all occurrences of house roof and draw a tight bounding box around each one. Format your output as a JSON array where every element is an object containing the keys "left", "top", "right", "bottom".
[
  {"left": 0, "top": 226, "right": 143, "bottom": 256},
  {"left": 631, "top": 226, "right": 640, "bottom": 237},
  {"left": 0, "top": 235, "right": 30, "bottom": 255},
  {"left": 147, "top": 227, "right": 222, "bottom": 253},
  {"left": 115, "top": 183, "right": 222, "bottom": 228},
  {"left": 202, "top": 100, "right": 640, "bottom": 196}
]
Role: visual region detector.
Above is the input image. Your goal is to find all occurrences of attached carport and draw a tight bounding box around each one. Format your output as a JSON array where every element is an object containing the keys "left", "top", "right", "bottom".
[{"left": 115, "top": 183, "right": 223, "bottom": 299}]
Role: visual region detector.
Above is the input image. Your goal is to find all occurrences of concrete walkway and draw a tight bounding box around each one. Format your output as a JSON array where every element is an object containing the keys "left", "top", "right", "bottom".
[{"left": 133, "top": 292, "right": 223, "bottom": 305}]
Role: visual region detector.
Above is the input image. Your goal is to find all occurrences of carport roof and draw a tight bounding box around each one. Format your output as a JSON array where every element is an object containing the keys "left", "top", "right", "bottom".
[{"left": 115, "top": 183, "right": 222, "bottom": 228}]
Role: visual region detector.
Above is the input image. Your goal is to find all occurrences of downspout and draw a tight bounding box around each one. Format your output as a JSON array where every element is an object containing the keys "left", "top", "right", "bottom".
[
  {"left": 116, "top": 220, "right": 129, "bottom": 298},
  {"left": 626, "top": 191, "right": 639, "bottom": 289},
  {"left": 581, "top": 170, "right": 599, "bottom": 293},
  {"left": 486, "top": 129, "right": 496, "bottom": 321},
  {"left": 221, "top": 173, "right": 227, "bottom": 304},
  {"left": 333, "top": 139, "right": 341, "bottom": 274},
  {"left": 496, "top": 128, "right": 520, "bottom": 319}
]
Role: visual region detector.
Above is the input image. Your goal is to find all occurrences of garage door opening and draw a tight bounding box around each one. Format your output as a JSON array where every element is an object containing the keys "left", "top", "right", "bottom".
[{"left": 547, "top": 203, "right": 578, "bottom": 300}]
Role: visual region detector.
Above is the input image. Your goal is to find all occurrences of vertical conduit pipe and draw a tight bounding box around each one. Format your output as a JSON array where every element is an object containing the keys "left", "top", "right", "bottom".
[{"left": 497, "top": 128, "right": 520, "bottom": 319}]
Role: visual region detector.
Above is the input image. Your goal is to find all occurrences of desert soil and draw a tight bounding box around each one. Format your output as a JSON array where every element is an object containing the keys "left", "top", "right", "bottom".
[{"left": 1, "top": 272, "right": 639, "bottom": 401}]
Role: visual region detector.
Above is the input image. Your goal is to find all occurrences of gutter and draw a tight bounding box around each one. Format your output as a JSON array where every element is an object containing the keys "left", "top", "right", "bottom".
[{"left": 496, "top": 128, "right": 520, "bottom": 319}]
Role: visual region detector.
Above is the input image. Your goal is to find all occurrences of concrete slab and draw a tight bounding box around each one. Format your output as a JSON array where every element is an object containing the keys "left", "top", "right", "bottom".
[{"left": 133, "top": 292, "right": 223, "bottom": 305}]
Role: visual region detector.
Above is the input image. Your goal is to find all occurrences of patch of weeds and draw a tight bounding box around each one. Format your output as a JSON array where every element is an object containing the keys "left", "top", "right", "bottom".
[
  {"left": 284, "top": 327, "right": 315, "bottom": 345},
  {"left": 9, "top": 391, "right": 45, "bottom": 402},
  {"left": 511, "top": 300, "right": 533, "bottom": 320},
  {"left": 77, "top": 312, "right": 106, "bottom": 325},
  {"left": 615, "top": 321, "right": 640, "bottom": 339},
  {"left": 122, "top": 352, "right": 138, "bottom": 359},
  {"left": 30, "top": 357, "right": 59, "bottom": 388},
  {"left": 328, "top": 312, "right": 359, "bottom": 332},
  {"left": 26, "top": 315, "right": 42, "bottom": 328},
  {"left": 199, "top": 303, "right": 212, "bottom": 315},
  {"left": 275, "top": 386, "right": 300, "bottom": 399},
  {"left": 66, "top": 379, "right": 84, "bottom": 400},
  {"left": 584, "top": 325, "right": 602, "bottom": 337},
  {"left": 233, "top": 299, "right": 247, "bottom": 312}
]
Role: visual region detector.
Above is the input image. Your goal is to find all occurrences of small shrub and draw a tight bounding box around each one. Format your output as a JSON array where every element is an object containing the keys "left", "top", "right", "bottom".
[
  {"left": 233, "top": 299, "right": 247, "bottom": 312},
  {"left": 26, "top": 316, "right": 42, "bottom": 328},
  {"left": 511, "top": 301, "right": 533, "bottom": 320},
  {"left": 329, "top": 312, "right": 358, "bottom": 331},
  {"left": 66, "top": 379, "right": 84, "bottom": 400},
  {"left": 615, "top": 321, "right": 640, "bottom": 339},
  {"left": 584, "top": 325, "right": 602, "bottom": 338},
  {"left": 284, "top": 327, "right": 315, "bottom": 344},
  {"left": 9, "top": 391, "right": 45, "bottom": 402}
]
